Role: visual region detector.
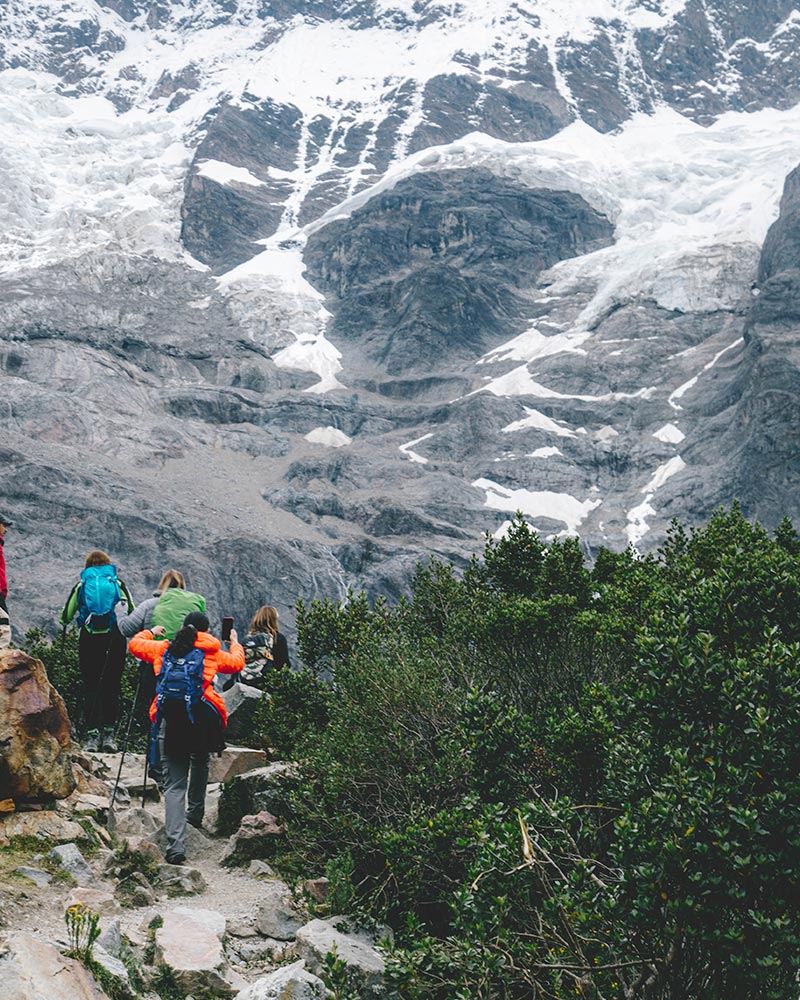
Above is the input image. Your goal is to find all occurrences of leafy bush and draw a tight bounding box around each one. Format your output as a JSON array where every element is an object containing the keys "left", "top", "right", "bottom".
[{"left": 270, "top": 506, "right": 800, "bottom": 998}]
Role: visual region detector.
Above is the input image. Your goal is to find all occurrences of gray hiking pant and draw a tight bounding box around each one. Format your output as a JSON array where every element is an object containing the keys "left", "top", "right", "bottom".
[{"left": 158, "top": 720, "right": 209, "bottom": 860}]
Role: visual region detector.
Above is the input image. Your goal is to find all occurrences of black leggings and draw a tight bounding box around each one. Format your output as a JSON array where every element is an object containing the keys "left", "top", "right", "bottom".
[{"left": 79, "top": 627, "right": 127, "bottom": 732}]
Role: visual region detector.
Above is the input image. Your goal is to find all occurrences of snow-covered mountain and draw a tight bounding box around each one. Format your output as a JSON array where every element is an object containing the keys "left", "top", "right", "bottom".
[{"left": 2, "top": 0, "right": 800, "bottom": 635}]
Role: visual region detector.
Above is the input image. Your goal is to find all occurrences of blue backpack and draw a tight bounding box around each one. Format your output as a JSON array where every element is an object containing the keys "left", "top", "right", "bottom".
[
  {"left": 155, "top": 647, "right": 206, "bottom": 724},
  {"left": 78, "top": 564, "right": 122, "bottom": 634}
]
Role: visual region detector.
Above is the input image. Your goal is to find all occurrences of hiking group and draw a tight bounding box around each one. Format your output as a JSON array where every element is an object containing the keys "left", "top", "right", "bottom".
[{"left": 55, "top": 548, "right": 291, "bottom": 866}]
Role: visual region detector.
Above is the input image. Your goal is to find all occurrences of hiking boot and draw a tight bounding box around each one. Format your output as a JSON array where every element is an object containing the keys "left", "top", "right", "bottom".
[
  {"left": 102, "top": 728, "right": 118, "bottom": 753},
  {"left": 187, "top": 815, "right": 203, "bottom": 830},
  {"left": 84, "top": 730, "right": 101, "bottom": 753},
  {"left": 165, "top": 852, "right": 186, "bottom": 866}
]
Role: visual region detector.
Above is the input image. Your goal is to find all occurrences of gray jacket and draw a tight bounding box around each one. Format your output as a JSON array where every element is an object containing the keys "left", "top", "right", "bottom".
[{"left": 117, "top": 591, "right": 161, "bottom": 639}]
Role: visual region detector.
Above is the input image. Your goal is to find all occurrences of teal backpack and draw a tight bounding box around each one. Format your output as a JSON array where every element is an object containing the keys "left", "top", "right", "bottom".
[{"left": 78, "top": 564, "right": 122, "bottom": 634}]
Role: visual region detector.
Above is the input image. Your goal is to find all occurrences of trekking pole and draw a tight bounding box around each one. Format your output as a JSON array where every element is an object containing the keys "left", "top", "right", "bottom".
[
  {"left": 51, "top": 625, "right": 67, "bottom": 694},
  {"left": 110, "top": 660, "right": 145, "bottom": 808},
  {"left": 142, "top": 722, "right": 152, "bottom": 809}
]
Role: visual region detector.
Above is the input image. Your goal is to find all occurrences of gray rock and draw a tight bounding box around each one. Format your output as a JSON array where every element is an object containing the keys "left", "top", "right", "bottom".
[
  {"left": 233, "top": 959, "right": 326, "bottom": 1000},
  {"left": 207, "top": 745, "right": 268, "bottom": 785},
  {"left": 107, "top": 806, "right": 160, "bottom": 838},
  {"left": 96, "top": 918, "right": 123, "bottom": 958},
  {"left": 248, "top": 859, "right": 278, "bottom": 878},
  {"left": 217, "top": 763, "right": 298, "bottom": 835},
  {"left": 91, "top": 945, "right": 136, "bottom": 1000},
  {"left": 304, "top": 169, "right": 614, "bottom": 375},
  {"left": 154, "top": 907, "right": 244, "bottom": 998},
  {"left": 15, "top": 866, "right": 52, "bottom": 887},
  {"left": 230, "top": 936, "right": 296, "bottom": 966},
  {"left": 157, "top": 862, "right": 208, "bottom": 897},
  {"left": 254, "top": 881, "right": 305, "bottom": 940},
  {"left": 114, "top": 871, "right": 157, "bottom": 908},
  {"left": 0, "top": 932, "right": 106, "bottom": 1000},
  {"left": 295, "top": 918, "right": 389, "bottom": 998},
  {"left": 49, "top": 843, "right": 93, "bottom": 884},
  {"left": 221, "top": 811, "right": 285, "bottom": 866},
  {"left": 150, "top": 820, "right": 212, "bottom": 860}
]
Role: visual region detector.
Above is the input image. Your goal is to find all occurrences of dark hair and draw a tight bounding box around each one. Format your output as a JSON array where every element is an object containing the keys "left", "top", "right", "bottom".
[{"left": 168, "top": 612, "right": 209, "bottom": 658}]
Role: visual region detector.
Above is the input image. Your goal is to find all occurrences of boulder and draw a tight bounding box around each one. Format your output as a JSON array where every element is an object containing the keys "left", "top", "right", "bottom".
[
  {"left": 0, "top": 810, "right": 84, "bottom": 846},
  {"left": 64, "top": 886, "right": 119, "bottom": 917},
  {"left": 248, "top": 859, "right": 277, "bottom": 878},
  {"left": 72, "top": 760, "right": 113, "bottom": 798},
  {"left": 154, "top": 906, "right": 245, "bottom": 998},
  {"left": 295, "top": 918, "right": 388, "bottom": 998},
  {"left": 50, "top": 842, "right": 93, "bottom": 883},
  {"left": 221, "top": 811, "right": 285, "bottom": 866},
  {"left": 303, "top": 878, "right": 329, "bottom": 904},
  {"left": 115, "top": 871, "right": 157, "bottom": 908},
  {"left": 149, "top": 819, "right": 211, "bottom": 859},
  {"left": 208, "top": 745, "right": 268, "bottom": 784},
  {"left": 108, "top": 805, "right": 160, "bottom": 838},
  {"left": 15, "top": 866, "right": 52, "bottom": 887},
  {"left": 234, "top": 959, "right": 326, "bottom": 1000},
  {"left": 0, "top": 649, "right": 75, "bottom": 804},
  {"left": 221, "top": 683, "right": 266, "bottom": 746},
  {"left": 217, "top": 763, "right": 297, "bottom": 835},
  {"left": 96, "top": 918, "right": 123, "bottom": 958},
  {"left": 0, "top": 931, "right": 108, "bottom": 1000},
  {"left": 91, "top": 944, "right": 135, "bottom": 999},
  {"left": 231, "top": 937, "right": 296, "bottom": 966},
  {"left": 254, "top": 880, "right": 305, "bottom": 940},
  {"left": 157, "top": 861, "right": 207, "bottom": 896}
]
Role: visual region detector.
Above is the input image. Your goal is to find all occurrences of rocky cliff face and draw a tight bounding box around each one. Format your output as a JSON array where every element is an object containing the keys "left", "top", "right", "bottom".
[{"left": 1, "top": 0, "right": 800, "bottom": 638}]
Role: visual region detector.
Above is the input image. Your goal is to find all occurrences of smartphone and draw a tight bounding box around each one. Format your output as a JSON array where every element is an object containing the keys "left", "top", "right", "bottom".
[{"left": 221, "top": 616, "right": 234, "bottom": 641}]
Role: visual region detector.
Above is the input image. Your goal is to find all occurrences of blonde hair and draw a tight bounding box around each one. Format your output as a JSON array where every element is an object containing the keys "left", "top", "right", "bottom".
[
  {"left": 157, "top": 569, "right": 186, "bottom": 591},
  {"left": 248, "top": 605, "right": 278, "bottom": 639},
  {"left": 85, "top": 549, "right": 111, "bottom": 568}
]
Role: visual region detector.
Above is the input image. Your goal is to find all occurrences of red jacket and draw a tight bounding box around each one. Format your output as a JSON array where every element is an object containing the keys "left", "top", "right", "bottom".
[
  {"left": 0, "top": 536, "right": 7, "bottom": 600},
  {"left": 129, "top": 629, "right": 244, "bottom": 726}
]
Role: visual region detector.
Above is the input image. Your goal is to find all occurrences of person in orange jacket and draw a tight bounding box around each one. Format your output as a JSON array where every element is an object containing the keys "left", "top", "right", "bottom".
[{"left": 130, "top": 610, "right": 244, "bottom": 864}]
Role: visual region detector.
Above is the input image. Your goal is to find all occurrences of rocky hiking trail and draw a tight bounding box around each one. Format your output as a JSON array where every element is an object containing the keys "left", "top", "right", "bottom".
[{"left": 0, "top": 648, "right": 389, "bottom": 1000}]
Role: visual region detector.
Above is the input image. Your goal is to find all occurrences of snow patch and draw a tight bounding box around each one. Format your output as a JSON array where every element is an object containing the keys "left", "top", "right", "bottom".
[
  {"left": 196, "top": 160, "right": 265, "bottom": 187},
  {"left": 502, "top": 406, "right": 577, "bottom": 437},
  {"left": 399, "top": 432, "right": 434, "bottom": 464},
  {"left": 654, "top": 423, "right": 685, "bottom": 443},
  {"left": 626, "top": 455, "right": 686, "bottom": 545},
  {"left": 304, "top": 426, "right": 352, "bottom": 447},
  {"left": 473, "top": 476, "right": 602, "bottom": 535}
]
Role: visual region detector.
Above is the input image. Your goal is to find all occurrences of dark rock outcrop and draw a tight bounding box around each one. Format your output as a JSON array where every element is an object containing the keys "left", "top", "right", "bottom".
[{"left": 305, "top": 169, "right": 614, "bottom": 374}]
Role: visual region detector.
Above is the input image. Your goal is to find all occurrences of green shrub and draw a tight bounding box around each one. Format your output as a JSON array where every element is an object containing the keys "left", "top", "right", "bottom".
[{"left": 274, "top": 507, "right": 800, "bottom": 999}]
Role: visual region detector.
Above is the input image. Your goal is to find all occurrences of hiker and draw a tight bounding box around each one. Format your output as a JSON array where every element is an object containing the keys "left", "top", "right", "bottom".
[
  {"left": 59, "top": 549, "right": 135, "bottom": 752},
  {"left": 0, "top": 512, "right": 12, "bottom": 649},
  {"left": 241, "top": 604, "right": 291, "bottom": 688},
  {"left": 117, "top": 568, "right": 201, "bottom": 784},
  {"left": 116, "top": 568, "right": 194, "bottom": 639},
  {"left": 129, "top": 611, "right": 244, "bottom": 865}
]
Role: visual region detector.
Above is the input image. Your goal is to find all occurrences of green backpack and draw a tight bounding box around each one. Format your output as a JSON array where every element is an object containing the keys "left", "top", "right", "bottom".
[{"left": 151, "top": 589, "right": 206, "bottom": 640}]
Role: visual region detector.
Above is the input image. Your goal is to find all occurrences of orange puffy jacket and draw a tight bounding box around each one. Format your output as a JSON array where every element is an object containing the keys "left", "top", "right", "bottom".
[{"left": 129, "top": 628, "right": 244, "bottom": 726}]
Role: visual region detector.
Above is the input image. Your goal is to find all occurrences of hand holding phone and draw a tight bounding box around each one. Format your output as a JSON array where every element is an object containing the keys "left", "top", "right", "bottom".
[{"left": 221, "top": 616, "right": 234, "bottom": 641}]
